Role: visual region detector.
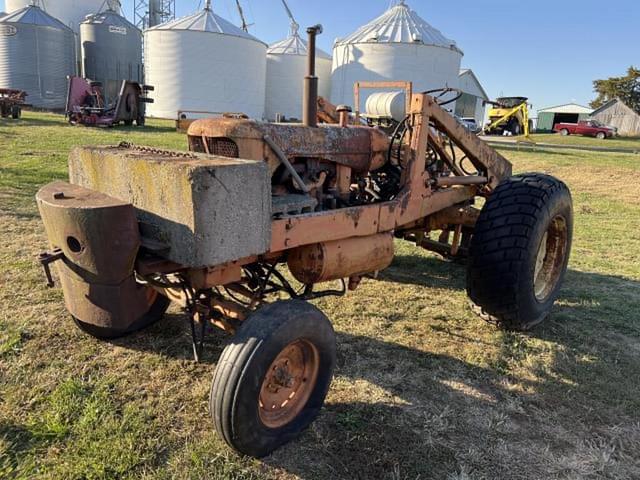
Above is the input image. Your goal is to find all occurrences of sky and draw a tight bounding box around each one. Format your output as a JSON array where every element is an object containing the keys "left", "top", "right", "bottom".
[{"left": 2, "top": 0, "right": 637, "bottom": 112}]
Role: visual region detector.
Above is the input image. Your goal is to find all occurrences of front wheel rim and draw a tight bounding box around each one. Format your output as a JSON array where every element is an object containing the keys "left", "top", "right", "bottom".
[
  {"left": 534, "top": 215, "right": 569, "bottom": 301},
  {"left": 258, "top": 339, "right": 320, "bottom": 429}
]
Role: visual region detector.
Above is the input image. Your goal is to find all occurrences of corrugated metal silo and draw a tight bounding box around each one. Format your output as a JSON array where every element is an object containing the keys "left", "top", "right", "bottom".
[
  {"left": 265, "top": 26, "right": 332, "bottom": 121},
  {"left": 144, "top": 3, "right": 267, "bottom": 120},
  {"left": 0, "top": 5, "right": 76, "bottom": 109},
  {"left": 6, "top": 0, "right": 104, "bottom": 33},
  {"left": 331, "top": 1, "right": 463, "bottom": 109},
  {"left": 81, "top": 6, "right": 143, "bottom": 103}
]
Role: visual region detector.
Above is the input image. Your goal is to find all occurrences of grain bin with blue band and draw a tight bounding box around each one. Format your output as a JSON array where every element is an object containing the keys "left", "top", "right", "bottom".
[
  {"left": 330, "top": 1, "right": 463, "bottom": 110},
  {"left": 0, "top": 5, "right": 75, "bottom": 109},
  {"left": 144, "top": 3, "right": 267, "bottom": 120},
  {"left": 80, "top": 6, "right": 143, "bottom": 104}
]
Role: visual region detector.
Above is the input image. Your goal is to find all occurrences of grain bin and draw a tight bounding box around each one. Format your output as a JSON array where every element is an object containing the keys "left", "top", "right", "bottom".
[
  {"left": 6, "top": 0, "right": 104, "bottom": 33},
  {"left": 0, "top": 5, "right": 75, "bottom": 109},
  {"left": 144, "top": 2, "right": 267, "bottom": 120},
  {"left": 331, "top": 0, "right": 463, "bottom": 109},
  {"left": 265, "top": 25, "right": 332, "bottom": 121},
  {"left": 80, "top": 7, "right": 142, "bottom": 103}
]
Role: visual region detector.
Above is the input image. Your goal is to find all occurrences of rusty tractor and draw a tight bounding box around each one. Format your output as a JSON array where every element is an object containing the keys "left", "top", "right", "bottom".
[{"left": 36, "top": 25, "right": 573, "bottom": 457}]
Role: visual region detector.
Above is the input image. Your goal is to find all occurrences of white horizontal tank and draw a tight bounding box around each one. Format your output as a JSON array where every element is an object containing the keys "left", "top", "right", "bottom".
[
  {"left": 265, "top": 26, "right": 332, "bottom": 121},
  {"left": 331, "top": 1, "right": 463, "bottom": 110},
  {"left": 365, "top": 91, "right": 406, "bottom": 122},
  {"left": 144, "top": 4, "right": 267, "bottom": 120}
]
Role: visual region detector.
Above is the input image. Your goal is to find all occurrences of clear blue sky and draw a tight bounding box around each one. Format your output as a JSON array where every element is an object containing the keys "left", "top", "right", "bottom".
[{"left": 3, "top": 0, "right": 637, "bottom": 112}]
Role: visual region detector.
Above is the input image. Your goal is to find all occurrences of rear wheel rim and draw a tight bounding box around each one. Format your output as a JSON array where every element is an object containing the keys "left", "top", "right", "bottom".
[
  {"left": 258, "top": 339, "right": 320, "bottom": 429},
  {"left": 534, "top": 215, "right": 568, "bottom": 301}
]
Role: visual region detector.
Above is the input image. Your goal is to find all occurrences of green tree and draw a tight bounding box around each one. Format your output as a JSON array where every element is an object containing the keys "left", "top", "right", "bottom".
[{"left": 590, "top": 66, "right": 640, "bottom": 113}]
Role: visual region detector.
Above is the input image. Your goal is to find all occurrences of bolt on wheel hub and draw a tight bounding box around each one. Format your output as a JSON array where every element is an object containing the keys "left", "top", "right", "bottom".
[{"left": 258, "top": 339, "right": 320, "bottom": 429}]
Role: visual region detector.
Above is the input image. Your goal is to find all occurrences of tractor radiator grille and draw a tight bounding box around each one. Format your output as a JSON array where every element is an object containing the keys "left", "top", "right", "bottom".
[
  {"left": 208, "top": 138, "right": 240, "bottom": 158},
  {"left": 188, "top": 137, "right": 240, "bottom": 159}
]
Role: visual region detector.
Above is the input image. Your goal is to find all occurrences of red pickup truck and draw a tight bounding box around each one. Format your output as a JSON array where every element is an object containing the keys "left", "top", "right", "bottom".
[{"left": 553, "top": 120, "right": 615, "bottom": 139}]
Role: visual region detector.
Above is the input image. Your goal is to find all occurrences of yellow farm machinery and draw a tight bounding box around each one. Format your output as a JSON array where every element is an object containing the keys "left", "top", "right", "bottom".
[{"left": 484, "top": 96, "right": 533, "bottom": 137}]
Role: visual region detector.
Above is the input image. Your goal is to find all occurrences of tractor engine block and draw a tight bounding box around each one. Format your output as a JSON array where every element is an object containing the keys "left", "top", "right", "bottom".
[{"left": 187, "top": 119, "right": 392, "bottom": 214}]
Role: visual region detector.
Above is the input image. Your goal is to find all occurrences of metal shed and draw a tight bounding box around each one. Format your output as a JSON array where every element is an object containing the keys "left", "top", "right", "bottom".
[
  {"left": 591, "top": 99, "right": 640, "bottom": 136},
  {"left": 536, "top": 103, "right": 592, "bottom": 133},
  {"left": 455, "top": 69, "right": 489, "bottom": 126}
]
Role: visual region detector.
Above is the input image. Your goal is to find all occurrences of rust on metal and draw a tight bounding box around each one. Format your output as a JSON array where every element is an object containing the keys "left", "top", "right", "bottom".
[
  {"left": 424, "top": 96, "right": 512, "bottom": 188},
  {"left": 37, "top": 89, "right": 516, "bottom": 341},
  {"left": 258, "top": 340, "right": 320, "bottom": 429},
  {"left": 188, "top": 118, "right": 390, "bottom": 174},
  {"left": 287, "top": 233, "right": 394, "bottom": 284}
]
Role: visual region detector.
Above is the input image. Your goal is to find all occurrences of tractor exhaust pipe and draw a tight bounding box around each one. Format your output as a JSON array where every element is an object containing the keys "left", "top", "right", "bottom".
[{"left": 303, "top": 24, "right": 322, "bottom": 128}]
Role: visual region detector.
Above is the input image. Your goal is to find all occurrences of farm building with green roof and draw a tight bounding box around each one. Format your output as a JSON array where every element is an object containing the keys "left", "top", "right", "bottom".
[{"left": 536, "top": 103, "right": 592, "bottom": 132}]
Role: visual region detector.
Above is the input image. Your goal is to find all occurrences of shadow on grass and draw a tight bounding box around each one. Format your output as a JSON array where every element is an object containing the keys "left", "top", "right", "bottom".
[
  {"left": 0, "top": 422, "right": 37, "bottom": 476},
  {"left": 2, "top": 114, "right": 176, "bottom": 134},
  {"left": 95, "top": 252, "right": 640, "bottom": 478},
  {"left": 2, "top": 116, "right": 67, "bottom": 128},
  {"left": 492, "top": 144, "right": 577, "bottom": 156}
]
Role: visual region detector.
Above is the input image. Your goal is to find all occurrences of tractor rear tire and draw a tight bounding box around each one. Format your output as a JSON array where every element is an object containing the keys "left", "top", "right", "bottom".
[
  {"left": 467, "top": 174, "right": 573, "bottom": 330},
  {"left": 210, "top": 300, "right": 336, "bottom": 458},
  {"left": 73, "top": 290, "right": 170, "bottom": 340}
]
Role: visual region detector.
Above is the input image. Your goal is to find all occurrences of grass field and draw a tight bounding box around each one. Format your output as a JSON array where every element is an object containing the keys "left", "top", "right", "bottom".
[{"left": 1, "top": 111, "right": 639, "bottom": 479}]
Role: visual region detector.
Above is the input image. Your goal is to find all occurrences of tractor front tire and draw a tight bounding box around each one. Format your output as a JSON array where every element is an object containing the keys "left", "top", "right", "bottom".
[
  {"left": 467, "top": 174, "right": 573, "bottom": 330},
  {"left": 210, "top": 300, "right": 336, "bottom": 458}
]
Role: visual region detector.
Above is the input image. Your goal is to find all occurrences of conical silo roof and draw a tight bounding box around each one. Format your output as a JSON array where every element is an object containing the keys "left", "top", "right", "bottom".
[
  {"left": 82, "top": 8, "right": 139, "bottom": 30},
  {"left": 268, "top": 33, "right": 331, "bottom": 59},
  {"left": 147, "top": 7, "right": 266, "bottom": 45},
  {"left": 335, "top": 1, "right": 461, "bottom": 52},
  {"left": 0, "top": 4, "right": 73, "bottom": 31}
]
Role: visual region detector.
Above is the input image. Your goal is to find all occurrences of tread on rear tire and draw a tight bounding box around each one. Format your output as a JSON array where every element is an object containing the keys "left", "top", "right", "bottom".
[{"left": 467, "top": 173, "right": 573, "bottom": 330}]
